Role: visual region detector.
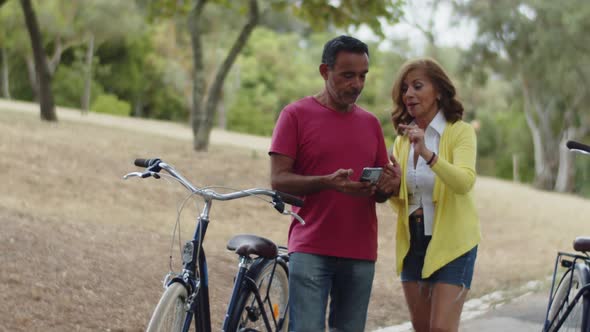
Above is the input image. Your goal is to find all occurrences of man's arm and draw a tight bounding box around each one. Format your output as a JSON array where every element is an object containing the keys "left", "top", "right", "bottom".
[{"left": 270, "top": 153, "right": 374, "bottom": 196}]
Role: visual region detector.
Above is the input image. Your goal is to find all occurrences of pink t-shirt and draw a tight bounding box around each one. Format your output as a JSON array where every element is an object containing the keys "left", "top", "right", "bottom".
[{"left": 269, "top": 96, "right": 389, "bottom": 261}]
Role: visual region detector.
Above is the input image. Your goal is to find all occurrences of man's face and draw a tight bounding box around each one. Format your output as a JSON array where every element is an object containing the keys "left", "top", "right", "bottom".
[{"left": 321, "top": 51, "right": 369, "bottom": 107}]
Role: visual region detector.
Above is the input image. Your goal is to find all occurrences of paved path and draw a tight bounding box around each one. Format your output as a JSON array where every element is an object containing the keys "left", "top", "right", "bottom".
[
  {"left": 461, "top": 292, "right": 547, "bottom": 332},
  {"left": 375, "top": 289, "right": 548, "bottom": 332}
]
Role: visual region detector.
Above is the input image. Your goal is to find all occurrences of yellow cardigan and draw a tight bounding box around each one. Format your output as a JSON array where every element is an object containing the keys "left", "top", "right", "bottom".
[{"left": 389, "top": 120, "right": 481, "bottom": 278}]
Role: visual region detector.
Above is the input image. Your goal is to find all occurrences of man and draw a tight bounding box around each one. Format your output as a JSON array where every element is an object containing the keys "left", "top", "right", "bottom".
[{"left": 269, "top": 35, "right": 399, "bottom": 332}]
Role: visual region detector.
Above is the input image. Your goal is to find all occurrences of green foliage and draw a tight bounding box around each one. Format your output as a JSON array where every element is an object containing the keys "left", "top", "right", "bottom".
[
  {"left": 52, "top": 62, "right": 105, "bottom": 108},
  {"left": 476, "top": 106, "right": 535, "bottom": 182},
  {"left": 148, "top": 87, "right": 187, "bottom": 122},
  {"left": 287, "top": 0, "right": 404, "bottom": 37},
  {"left": 91, "top": 93, "right": 131, "bottom": 116},
  {"left": 226, "top": 28, "right": 322, "bottom": 135},
  {"left": 456, "top": 0, "right": 590, "bottom": 189},
  {"left": 94, "top": 30, "right": 188, "bottom": 122},
  {"left": 574, "top": 154, "right": 590, "bottom": 196}
]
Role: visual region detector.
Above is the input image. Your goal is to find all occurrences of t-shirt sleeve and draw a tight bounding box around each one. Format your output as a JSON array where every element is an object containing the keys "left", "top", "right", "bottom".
[{"left": 269, "top": 106, "right": 298, "bottom": 160}]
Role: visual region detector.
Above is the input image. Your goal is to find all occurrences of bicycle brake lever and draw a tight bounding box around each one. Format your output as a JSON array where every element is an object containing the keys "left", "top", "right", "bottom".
[
  {"left": 122, "top": 171, "right": 160, "bottom": 180},
  {"left": 123, "top": 172, "right": 143, "bottom": 180},
  {"left": 288, "top": 211, "right": 305, "bottom": 225},
  {"left": 141, "top": 171, "right": 161, "bottom": 178}
]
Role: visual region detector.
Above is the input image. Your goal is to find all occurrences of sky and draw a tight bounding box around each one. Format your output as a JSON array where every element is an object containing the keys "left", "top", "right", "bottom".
[{"left": 354, "top": 0, "right": 477, "bottom": 54}]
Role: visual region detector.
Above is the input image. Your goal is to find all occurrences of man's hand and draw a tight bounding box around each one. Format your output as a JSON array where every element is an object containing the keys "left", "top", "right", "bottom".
[{"left": 327, "top": 168, "right": 375, "bottom": 197}]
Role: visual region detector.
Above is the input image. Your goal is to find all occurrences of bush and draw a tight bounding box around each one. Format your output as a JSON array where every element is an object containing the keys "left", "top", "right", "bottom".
[
  {"left": 52, "top": 56, "right": 106, "bottom": 109},
  {"left": 91, "top": 94, "right": 131, "bottom": 116}
]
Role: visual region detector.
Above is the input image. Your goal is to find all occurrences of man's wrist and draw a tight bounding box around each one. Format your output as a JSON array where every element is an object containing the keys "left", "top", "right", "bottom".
[{"left": 374, "top": 189, "right": 394, "bottom": 202}]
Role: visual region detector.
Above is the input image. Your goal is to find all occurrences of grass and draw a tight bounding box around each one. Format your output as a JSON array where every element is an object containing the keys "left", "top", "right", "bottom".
[{"left": 1, "top": 109, "right": 590, "bottom": 331}]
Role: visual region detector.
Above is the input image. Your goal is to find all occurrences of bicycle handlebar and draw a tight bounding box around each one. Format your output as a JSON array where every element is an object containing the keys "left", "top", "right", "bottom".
[
  {"left": 134, "top": 158, "right": 161, "bottom": 168},
  {"left": 274, "top": 191, "right": 305, "bottom": 207},
  {"left": 126, "top": 158, "right": 305, "bottom": 223},
  {"left": 567, "top": 140, "right": 590, "bottom": 154}
]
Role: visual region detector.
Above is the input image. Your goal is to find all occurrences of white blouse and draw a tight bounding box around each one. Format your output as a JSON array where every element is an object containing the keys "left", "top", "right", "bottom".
[{"left": 406, "top": 111, "right": 446, "bottom": 236}]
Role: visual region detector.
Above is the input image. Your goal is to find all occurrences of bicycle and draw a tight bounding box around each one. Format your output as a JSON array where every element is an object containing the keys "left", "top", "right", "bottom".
[
  {"left": 543, "top": 140, "right": 590, "bottom": 332},
  {"left": 123, "top": 158, "right": 305, "bottom": 332}
]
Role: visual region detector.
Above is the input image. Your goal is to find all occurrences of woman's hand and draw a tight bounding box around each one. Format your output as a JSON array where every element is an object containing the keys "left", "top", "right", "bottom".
[
  {"left": 399, "top": 124, "right": 426, "bottom": 154},
  {"left": 399, "top": 124, "right": 435, "bottom": 163}
]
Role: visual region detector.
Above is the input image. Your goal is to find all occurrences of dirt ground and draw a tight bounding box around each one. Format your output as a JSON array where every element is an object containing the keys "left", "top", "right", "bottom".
[{"left": 2, "top": 109, "right": 590, "bottom": 331}]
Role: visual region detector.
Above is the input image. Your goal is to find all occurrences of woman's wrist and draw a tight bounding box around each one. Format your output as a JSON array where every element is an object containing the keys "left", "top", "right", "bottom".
[
  {"left": 426, "top": 152, "right": 437, "bottom": 166},
  {"left": 419, "top": 148, "right": 433, "bottom": 161}
]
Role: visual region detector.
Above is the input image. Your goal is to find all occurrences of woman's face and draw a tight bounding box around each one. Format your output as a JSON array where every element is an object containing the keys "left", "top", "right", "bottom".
[{"left": 401, "top": 69, "right": 439, "bottom": 121}]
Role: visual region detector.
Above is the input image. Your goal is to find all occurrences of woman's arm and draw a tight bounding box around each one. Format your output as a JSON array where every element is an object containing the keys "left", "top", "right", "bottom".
[{"left": 430, "top": 123, "right": 477, "bottom": 194}]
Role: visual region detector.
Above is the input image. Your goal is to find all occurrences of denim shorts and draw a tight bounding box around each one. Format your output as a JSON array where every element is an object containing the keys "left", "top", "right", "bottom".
[{"left": 401, "top": 216, "right": 477, "bottom": 288}]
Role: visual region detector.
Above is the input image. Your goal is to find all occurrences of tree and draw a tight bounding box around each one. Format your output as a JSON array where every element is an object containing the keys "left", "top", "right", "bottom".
[
  {"left": 455, "top": 0, "right": 590, "bottom": 191},
  {"left": 151, "top": 0, "right": 404, "bottom": 151},
  {"left": 20, "top": 0, "right": 56, "bottom": 121},
  {"left": 0, "top": 1, "right": 24, "bottom": 98},
  {"left": 75, "top": 0, "right": 142, "bottom": 113}
]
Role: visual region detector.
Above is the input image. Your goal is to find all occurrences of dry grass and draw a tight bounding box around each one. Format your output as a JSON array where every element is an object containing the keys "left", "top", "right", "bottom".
[{"left": 1, "top": 110, "right": 590, "bottom": 331}]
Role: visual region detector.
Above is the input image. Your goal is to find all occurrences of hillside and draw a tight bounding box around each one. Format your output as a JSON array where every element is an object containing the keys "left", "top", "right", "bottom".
[{"left": 1, "top": 106, "right": 590, "bottom": 331}]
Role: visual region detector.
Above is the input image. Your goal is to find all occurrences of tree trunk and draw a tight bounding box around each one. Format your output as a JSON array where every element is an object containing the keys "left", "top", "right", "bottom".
[
  {"left": 512, "top": 154, "right": 519, "bottom": 182},
  {"left": 554, "top": 127, "right": 577, "bottom": 192},
  {"left": 188, "top": 0, "right": 208, "bottom": 150},
  {"left": 25, "top": 56, "right": 39, "bottom": 100},
  {"left": 133, "top": 92, "right": 144, "bottom": 117},
  {"left": 1, "top": 48, "right": 10, "bottom": 99},
  {"left": 217, "top": 96, "right": 226, "bottom": 130},
  {"left": 521, "top": 76, "right": 555, "bottom": 189},
  {"left": 20, "top": 0, "right": 56, "bottom": 121},
  {"left": 191, "top": 0, "right": 259, "bottom": 151},
  {"left": 81, "top": 34, "right": 95, "bottom": 114}
]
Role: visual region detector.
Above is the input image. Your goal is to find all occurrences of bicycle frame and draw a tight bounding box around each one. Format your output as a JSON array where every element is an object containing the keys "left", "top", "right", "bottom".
[
  {"left": 171, "top": 208, "right": 290, "bottom": 332},
  {"left": 222, "top": 251, "right": 290, "bottom": 331},
  {"left": 543, "top": 252, "right": 590, "bottom": 331},
  {"left": 126, "top": 160, "right": 302, "bottom": 332},
  {"left": 542, "top": 141, "right": 590, "bottom": 332}
]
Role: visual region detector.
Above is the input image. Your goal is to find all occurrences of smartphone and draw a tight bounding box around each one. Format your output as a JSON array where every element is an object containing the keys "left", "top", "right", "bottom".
[{"left": 360, "top": 167, "right": 383, "bottom": 184}]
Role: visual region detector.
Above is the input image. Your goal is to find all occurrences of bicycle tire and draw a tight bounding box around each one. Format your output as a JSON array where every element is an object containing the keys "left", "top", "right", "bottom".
[
  {"left": 226, "top": 259, "right": 289, "bottom": 332},
  {"left": 547, "top": 264, "right": 590, "bottom": 332},
  {"left": 146, "top": 282, "right": 190, "bottom": 332}
]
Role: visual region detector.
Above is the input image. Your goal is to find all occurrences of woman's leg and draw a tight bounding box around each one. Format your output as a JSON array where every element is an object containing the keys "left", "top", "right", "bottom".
[
  {"left": 429, "top": 283, "right": 468, "bottom": 332},
  {"left": 428, "top": 246, "right": 477, "bottom": 332},
  {"left": 402, "top": 281, "right": 432, "bottom": 332}
]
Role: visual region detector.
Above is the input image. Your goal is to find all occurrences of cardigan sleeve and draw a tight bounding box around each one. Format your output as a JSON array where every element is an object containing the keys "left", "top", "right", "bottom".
[{"left": 431, "top": 122, "right": 477, "bottom": 194}]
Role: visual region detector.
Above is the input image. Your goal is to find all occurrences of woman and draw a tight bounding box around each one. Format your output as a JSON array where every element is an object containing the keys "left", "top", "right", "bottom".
[{"left": 388, "top": 58, "right": 480, "bottom": 332}]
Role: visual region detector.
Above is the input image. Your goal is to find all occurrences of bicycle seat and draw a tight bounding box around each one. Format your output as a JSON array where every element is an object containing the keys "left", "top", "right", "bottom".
[
  {"left": 227, "top": 234, "right": 278, "bottom": 259},
  {"left": 573, "top": 237, "right": 590, "bottom": 252}
]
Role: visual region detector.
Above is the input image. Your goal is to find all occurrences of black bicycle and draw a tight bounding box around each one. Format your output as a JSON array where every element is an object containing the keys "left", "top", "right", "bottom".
[
  {"left": 543, "top": 140, "right": 590, "bottom": 332},
  {"left": 123, "top": 158, "right": 304, "bottom": 332}
]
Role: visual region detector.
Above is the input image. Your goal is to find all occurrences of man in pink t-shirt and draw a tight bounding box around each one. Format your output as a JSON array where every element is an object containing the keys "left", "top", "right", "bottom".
[{"left": 269, "top": 35, "right": 400, "bottom": 332}]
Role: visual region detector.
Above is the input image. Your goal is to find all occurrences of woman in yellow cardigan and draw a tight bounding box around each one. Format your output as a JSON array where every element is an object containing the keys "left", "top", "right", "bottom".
[{"left": 388, "top": 58, "right": 481, "bottom": 332}]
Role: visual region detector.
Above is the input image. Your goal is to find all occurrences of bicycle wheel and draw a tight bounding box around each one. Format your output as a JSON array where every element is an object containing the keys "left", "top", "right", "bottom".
[
  {"left": 547, "top": 265, "right": 589, "bottom": 332},
  {"left": 226, "top": 259, "right": 289, "bottom": 332},
  {"left": 146, "top": 282, "right": 190, "bottom": 332}
]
